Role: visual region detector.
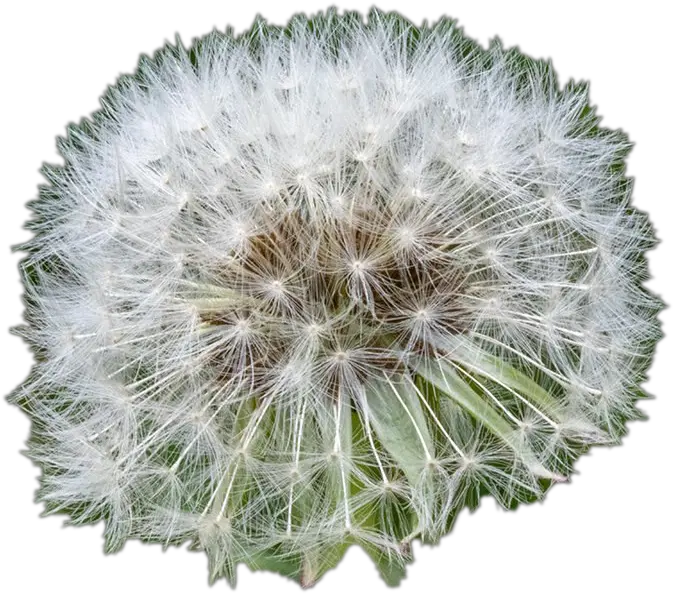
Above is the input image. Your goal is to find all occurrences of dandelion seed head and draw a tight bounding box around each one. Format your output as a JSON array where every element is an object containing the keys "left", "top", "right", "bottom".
[{"left": 9, "top": 8, "right": 662, "bottom": 588}]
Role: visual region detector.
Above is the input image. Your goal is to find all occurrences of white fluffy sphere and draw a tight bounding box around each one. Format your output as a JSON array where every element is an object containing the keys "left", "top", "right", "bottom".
[{"left": 10, "top": 9, "right": 662, "bottom": 587}]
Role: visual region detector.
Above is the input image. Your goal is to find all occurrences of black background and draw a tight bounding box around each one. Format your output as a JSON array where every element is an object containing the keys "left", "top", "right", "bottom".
[{"left": 5, "top": 3, "right": 670, "bottom": 594}]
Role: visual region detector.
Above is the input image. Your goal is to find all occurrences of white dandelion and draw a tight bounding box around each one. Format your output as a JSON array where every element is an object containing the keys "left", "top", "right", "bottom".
[{"left": 9, "top": 8, "right": 662, "bottom": 588}]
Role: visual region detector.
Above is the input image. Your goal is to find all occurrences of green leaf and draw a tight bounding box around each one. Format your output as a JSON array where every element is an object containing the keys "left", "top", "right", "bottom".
[
  {"left": 446, "top": 338, "right": 560, "bottom": 419},
  {"left": 415, "top": 357, "right": 510, "bottom": 438},
  {"left": 300, "top": 541, "right": 350, "bottom": 588},
  {"left": 246, "top": 549, "right": 302, "bottom": 582},
  {"left": 364, "top": 374, "right": 435, "bottom": 485},
  {"left": 413, "top": 357, "right": 562, "bottom": 480},
  {"left": 361, "top": 541, "right": 409, "bottom": 587}
]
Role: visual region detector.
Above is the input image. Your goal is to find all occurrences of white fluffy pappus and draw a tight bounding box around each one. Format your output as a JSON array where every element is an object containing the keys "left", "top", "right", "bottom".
[{"left": 9, "top": 8, "right": 662, "bottom": 588}]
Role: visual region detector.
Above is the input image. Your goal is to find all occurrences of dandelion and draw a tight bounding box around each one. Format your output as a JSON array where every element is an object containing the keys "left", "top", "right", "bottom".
[{"left": 9, "top": 8, "right": 662, "bottom": 588}]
